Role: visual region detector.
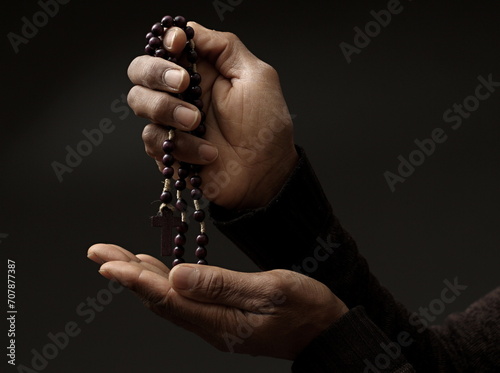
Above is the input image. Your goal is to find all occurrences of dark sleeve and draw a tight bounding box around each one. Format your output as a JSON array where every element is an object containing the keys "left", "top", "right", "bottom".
[
  {"left": 292, "top": 306, "right": 416, "bottom": 373},
  {"left": 209, "top": 146, "right": 500, "bottom": 372}
]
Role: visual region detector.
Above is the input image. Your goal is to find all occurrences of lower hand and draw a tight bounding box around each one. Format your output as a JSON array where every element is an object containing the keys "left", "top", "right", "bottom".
[{"left": 87, "top": 243, "right": 348, "bottom": 360}]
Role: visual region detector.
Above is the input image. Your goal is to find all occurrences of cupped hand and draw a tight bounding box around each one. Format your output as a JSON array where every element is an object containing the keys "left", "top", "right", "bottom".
[
  {"left": 127, "top": 22, "right": 298, "bottom": 210},
  {"left": 87, "top": 243, "right": 348, "bottom": 360}
]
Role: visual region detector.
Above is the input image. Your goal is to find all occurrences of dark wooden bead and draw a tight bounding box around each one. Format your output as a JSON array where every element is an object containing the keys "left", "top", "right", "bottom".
[
  {"left": 172, "top": 258, "right": 185, "bottom": 267},
  {"left": 187, "top": 49, "right": 198, "bottom": 63},
  {"left": 190, "top": 175, "right": 202, "bottom": 187},
  {"left": 189, "top": 85, "right": 202, "bottom": 98},
  {"left": 146, "top": 32, "right": 155, "bottom": 42},
  {"left": 162, "top": 154, "right": 175, "bottom": 166},
  {"left": 191, "top": 164, "right": 202, "bottom": 173},
  {"left": 155, "top": 48, "right": 168, "bottom": 58},
  {"left": 148, "top": 36, "right": 162, "bottom": 49},
  {"left": 151, "top": 22, "right": 164, "bottom": 37},
  {"left": 173, "top": 246, "right": 185, "bottom": 258},
  {"left": 160, "top": 191, "right": 173, "bottom": 204},
  {"left": 174, "top": 234, "right": 186, "bottom": 246},
  {"left": 174, "top": 15, "right": 187, "bottom": 29},
  {"left": 161, "top": 15, "right": 174, "bottom": 28},
  {"left": 162, "top": 140, "right": 175, "bottom": 153},
  {"left": 176, "top": 221, "right": 189, "bottom": 233},
  {"left": 197, "top": 259, "right": 208, "bottom": 265},
  {"left": 190, "top": 73, "right": 202, "bottom": 86},
  {"left": 193, "top": 210, "right": 205, "bottom": 222},
  {"left": 175, "top": 179, "right": 186, "bottom": 191},
  {"left": 167, "top": 56, "right": 178, "bottom": 64},
  {"left": 185, "top": 26, "right": 195, "bottom": 40},
  {"left": 196, "top": 233, "right": 209, "bottom": 246},
  {"left": 178, "top": 167, "right": 190, "bottom": 179},
  {"left": 193, "top": 123, "right": 206, "bottom": 137},
  {"left": 145, "top": 45, "right": 155, "bottom": 56},
  {"left": 176, "top": 199, "right": 187, "bottom": 212},
  {"left": 200, "top": 110, "right": 206, "bottom": 123},
  {"left": 191, "top": 188, "right": 203, "bottom": 200},
  {"left": 193, "top": 99, "right": 203, "bottom": 109},
  {"left": 162, "top": 167, "right": 174, "bottom": 178},
  {"left": 195, "top": 246, "right": 207, "bottom": 259}
]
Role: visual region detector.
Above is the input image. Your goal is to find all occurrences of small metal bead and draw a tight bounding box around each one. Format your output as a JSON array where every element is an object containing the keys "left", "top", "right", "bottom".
[
  {"left": 187, "top": 49, "right": 198, "bottom": 63},
  {"left": 155, "top": 48, "right": 168, "bottom": 58},
  {"left": 195, "top": 246, "right": 207, "bottom": 259},
  {"left": 160, "top": 191, "right": 173, "bottom": 204},
  {"left": 174, "top": 15, "right": 187, "bottom": 29},
  {"left": 185, "top": 26, "right": 195, "bottom": 40},
  {"left": 172, "top": 258, "right": 185, "bottom": 267},
  {"left": 146, "top": 32, "right": 155, "bottom": 42},
  {"left": 148, "top": 36, "right": 162, "bottom": 49},
  {"left": 178, "top": 167, "right": 190, "bottom": 179},
  {"left": 197, "top": 259, "right": 208, "bottom": 265},
  {"left": 151, "top": 22, "right": 164, "bottom": 36},
  {"left": 173, "top": 246, "right": 185, "bottom": 258},
  {"left": 176, "top": 221, "right": 189, "bottom": 233},
  {"left": 193, "top": 210, "right": 205, "bottom": 222},
  {"left": 162, "top": 167, "right": 175, "bottom": 178},
  {"left": 176, "top": 199, "right": 187, "bottom": 212},
  {"left": 161, "top": 15, "right": 173, "bottom": 28},
  {"left": 175, "top": 179, "right": 186, "bottom": 191},
  {"left": 162, "top": 140, "right": 175, "bottom": 153},
  {"left": 191, "top": 188, "right": 203, "bottom": 200},
  {"left": 196, "top": 233, "right": 209, "bottom": 246},
  {"left": 174, "top": 234, "right": 186, "bottom": 246},
  {"left": 190, "top": 175, "right": 202, "bottom": 187},
  {"left": 162, "top": 154, "right": 175, "bottom": 166},
  {"left": 145, "top": 45, "right": 155, "bottom": 56}
]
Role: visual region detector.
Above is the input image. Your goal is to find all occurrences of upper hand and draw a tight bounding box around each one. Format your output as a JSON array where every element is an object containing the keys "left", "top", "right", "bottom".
[
  {"left": 87, "top": 243, "right": 348, "bottom": 360},
  {"left": 127, "top": 22, "right": 298, "bottom": 210}
]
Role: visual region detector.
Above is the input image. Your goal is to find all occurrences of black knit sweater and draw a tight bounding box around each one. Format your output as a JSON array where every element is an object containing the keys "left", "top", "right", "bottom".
[{"left": 209, "top": 147, "right": 500, "bottom": 372}]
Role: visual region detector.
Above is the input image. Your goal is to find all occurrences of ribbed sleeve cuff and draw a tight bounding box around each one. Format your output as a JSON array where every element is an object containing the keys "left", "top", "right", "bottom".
[{"left": 292, "top": 306, "right": 415, "bottom": 373}]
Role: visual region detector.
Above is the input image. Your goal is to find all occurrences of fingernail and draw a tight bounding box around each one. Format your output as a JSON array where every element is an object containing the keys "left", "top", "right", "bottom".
[
  {"left": 172, "top": 266, "right": 199, "bottom": 290},
  {"left": 165, "top": 28, "right": 178, "bottom": 50},
  {"left": 88, "top": 252, "right": 105, "bottom": 265},
  {"left": 174, "top": 106, "right": 199, "bottom": 129},
  {"left": 163, "top": 69, "right": 183, "bottom": 91},
  {"left": 98, "top": 269, "right": 114, "bottom": 280},
  {"left": 199, "top": 144, "right": 218, "bottom": 162}
]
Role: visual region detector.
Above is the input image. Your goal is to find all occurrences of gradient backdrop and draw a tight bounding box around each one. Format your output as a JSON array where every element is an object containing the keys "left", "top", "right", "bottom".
[{"left": 2, "top": 0, "right": 499, "bottom": 372}]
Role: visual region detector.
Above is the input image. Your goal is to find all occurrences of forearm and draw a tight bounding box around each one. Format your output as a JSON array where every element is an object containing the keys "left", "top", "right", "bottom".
[{"left": 209, "top": 146, "right": 451, "bottom": 370}]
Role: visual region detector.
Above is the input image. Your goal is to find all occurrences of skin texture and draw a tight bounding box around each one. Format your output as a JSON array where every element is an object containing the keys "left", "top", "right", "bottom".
[
  {"left": 88, "top": 22, "right": 348, "bottom": 361},
  {"left": 127, "top": 22, "right": 299, "bottom": 210},
  {"left": 87, "top": 243, "right": 348, "bottom": 360}
]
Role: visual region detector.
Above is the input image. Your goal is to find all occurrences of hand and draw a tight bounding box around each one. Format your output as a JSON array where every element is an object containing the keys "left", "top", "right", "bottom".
[
  {"left": 87, "top": 244, "right": 348, "bottom": 360},
  {"left": 127, "top": 22, "right": 298, "bottom": 210}
]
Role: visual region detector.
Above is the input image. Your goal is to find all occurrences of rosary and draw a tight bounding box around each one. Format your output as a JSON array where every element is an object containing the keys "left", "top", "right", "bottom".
[{"left": 145, "top": 15, "right": 209, "bottom": 267}]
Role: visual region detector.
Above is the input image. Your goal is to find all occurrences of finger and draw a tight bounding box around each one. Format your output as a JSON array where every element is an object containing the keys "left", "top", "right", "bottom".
[
  {"left": 128, "top": 85, "right": 200, "bottom": 131},
  {"left": 142, "top": 124, "right": 219, "bottom": 165},
  {"left": 127, "top": 55, "right": 190, "bottom": 93},
  {"left": 189, "top": 22, "right": 267, "bottom": 79},
  {"left": 99, "top": 261, "right": 171, "bottom": 304},
  {"left": 87, "top": 243, "right": 141, "bottom": 265},
  {"left": 169, "top": 264, "right": 281, "bottom": 313},
  {"left": 135, "top": 254, "right": 171, "bottom": 274},
  {"left": 162, "top": 26, "right": 187, "bottom": 54}
]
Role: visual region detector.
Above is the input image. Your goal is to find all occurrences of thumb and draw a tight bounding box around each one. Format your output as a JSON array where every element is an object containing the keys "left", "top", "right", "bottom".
[
  {"left": 170, "top": 264, "right": 281, "bottom": 312},
  {"left": 188, "top": 21, "right": 264, "bottom": 79}
]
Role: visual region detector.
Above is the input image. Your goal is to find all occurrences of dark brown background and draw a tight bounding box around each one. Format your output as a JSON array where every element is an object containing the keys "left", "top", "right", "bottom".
[{"left": 2, "top": 0, "right": 499, "bottom": 372}]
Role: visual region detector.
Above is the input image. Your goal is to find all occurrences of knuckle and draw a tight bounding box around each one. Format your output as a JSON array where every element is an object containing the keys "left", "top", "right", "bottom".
[{"left": 149, "top": 94, "right": 170, "bottom": 123}]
